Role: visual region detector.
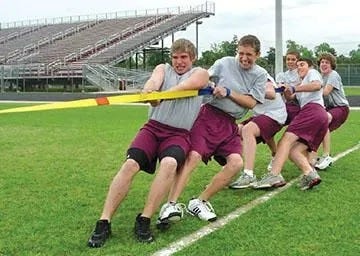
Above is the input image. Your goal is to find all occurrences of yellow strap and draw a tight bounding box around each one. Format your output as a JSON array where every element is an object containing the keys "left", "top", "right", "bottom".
[{"left": 0, "top": 90, "right": 200, "bottom": 114}]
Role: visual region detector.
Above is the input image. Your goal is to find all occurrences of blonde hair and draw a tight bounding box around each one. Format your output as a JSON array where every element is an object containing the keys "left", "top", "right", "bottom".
[{"left": 171, "top": 38, "right": 197, "bottom": 60}]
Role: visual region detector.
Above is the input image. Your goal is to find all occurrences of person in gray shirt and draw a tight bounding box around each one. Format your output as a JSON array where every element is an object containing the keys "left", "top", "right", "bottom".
[
  {"left": 255, "top": 57, "right": 327, "bottom": 190},
  {"left": 314, "top": 52, "right": 350, "bottom": 170},
  {"left": 229, "top": 74, "right": 287, "bottom": 189},
  {"left": 87, "top": 38, "right": 209, "bottom": 247},
  {"left": 157, "top": 35, "right": 267, "bottom": 223}
]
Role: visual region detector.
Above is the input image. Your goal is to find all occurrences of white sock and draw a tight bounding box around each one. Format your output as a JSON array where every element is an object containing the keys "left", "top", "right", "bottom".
[{"left": 243, "top": 169, "right": 254, "bottom": 176}]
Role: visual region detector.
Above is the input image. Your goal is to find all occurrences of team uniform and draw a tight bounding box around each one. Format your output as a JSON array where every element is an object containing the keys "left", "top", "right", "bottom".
[
  {"left": 241, "top": 75, "right": 287, "bottom": 144},
  {"left": 228, "top": 75, "right": 287, "bottom": 189},
  {"left": 286, "top": 69, "right": 328, "bottom": 152},
  {"left": 276, "top": 69, "right": 301, "bottom": 125},
  {"left": 314, "top": 69, "right": 350, "bottom": 170},
  {"left": 190, "top": 56, "right": 267, "bottom": 164},
  {"left": 128, "top": 63, "right": 204, "bottom": 173},
  {"left": 322, "top": 70, "right": 349, "bottom": 131}
]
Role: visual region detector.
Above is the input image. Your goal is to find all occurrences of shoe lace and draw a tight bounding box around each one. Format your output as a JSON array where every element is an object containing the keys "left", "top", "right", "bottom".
[{"left": 175, "top": 203, "right": 186, "bottom": 212}]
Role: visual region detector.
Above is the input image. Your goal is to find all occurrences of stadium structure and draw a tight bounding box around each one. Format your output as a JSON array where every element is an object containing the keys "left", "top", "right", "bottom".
[{"left": 0, "top": 2, "right": 215, "bottom": 93}]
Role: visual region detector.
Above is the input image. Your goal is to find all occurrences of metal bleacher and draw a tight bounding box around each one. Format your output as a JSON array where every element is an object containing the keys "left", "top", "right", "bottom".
[{"left": 0, "top": 1, "right": 215, "bottom": 92}]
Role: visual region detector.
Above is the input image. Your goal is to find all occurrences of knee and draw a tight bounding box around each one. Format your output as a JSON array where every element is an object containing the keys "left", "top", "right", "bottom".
[
  {"left": 242, "top": 123, "right": 257, "bottom": 138},
  {"left": 226, "top": 154, "right": 243, "bottom": 172},
  {"left": 160, "top": 156, "right": 178, "bottom": 170},
  {"left": 188, "top": 150, "right": 202, "bottom": 163}
]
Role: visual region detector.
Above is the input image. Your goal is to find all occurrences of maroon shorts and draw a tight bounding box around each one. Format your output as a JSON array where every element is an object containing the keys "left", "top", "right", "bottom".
[
  {"left": 327, "top": 106, "right": 349, "bottom": 132},
  {"left": 241, "top": 115, "right": 283, "bottom": 144},
  {"left": 285, "top": 101, "right": 301, "bottom": 125},
  {"left": 129, "top": 120, "right": 191, "bottom": 173},
  {"left": 190, "top": 104, "right": 242, "bottom": 165},
  {"left": 286, "top": 103, "right": 328, "bottom": 152}
]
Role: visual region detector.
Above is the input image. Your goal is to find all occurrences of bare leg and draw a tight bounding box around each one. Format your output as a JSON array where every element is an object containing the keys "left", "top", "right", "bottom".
[
  {"left": 167, "top": 151, "right": 202, "bottom": 202},
  {"left": 100, "top": 159, "right": 140, "bottom": 220},
  {"left": 199, "top": 153, "right": 243, "bottom": 201},
  {"left": 142, "top": 157, "right": 178, "bottom": 218},
  {"left": 266, "top": 137, "right": 277, "bottom": 157},
  {"left": 271, "top": 132, "right": 298, "bottom": 175},
  {"left": 242, "top": 122, "right": 260, "bottom": 170},
  {"left": 289, "top": 142, "right": 313, "bottom": 175},
  {"left": 321, "top": 129, "right": 331, "bottom": 156}
]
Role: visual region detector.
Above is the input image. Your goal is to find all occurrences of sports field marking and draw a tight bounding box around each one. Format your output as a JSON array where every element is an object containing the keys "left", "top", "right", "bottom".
[{"left": 153, "top": 142, "right": 360, "bottom": 256}]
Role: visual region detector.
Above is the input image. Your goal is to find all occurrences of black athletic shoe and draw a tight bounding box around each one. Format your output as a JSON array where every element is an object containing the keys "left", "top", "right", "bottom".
[
  {"left": 88, "top": 219, "right": 111, "bottom": 248},
  {"left": 156, "top": 217, "right": 171, "bottom": 231},
  {"left": 134, "top": 214, "right": 154, "bottom": 243}
]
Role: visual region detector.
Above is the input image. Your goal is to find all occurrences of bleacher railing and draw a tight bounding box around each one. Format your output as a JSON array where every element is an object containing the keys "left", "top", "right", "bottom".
[{"left": 0, "top": 1, "right": 215, "bottom": 28}]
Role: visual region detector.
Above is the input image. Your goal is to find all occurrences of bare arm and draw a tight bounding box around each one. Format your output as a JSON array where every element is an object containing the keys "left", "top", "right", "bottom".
[
  {"left": 168, "top": 68, "right": 209, "bottom": 91},
  {"left": 323, "top": 84, "right": 334, "bottom": 96},
  {"left": 142, "top": 64, "right": 165, "bottom": 92},
  {"left": 294, "top": 80, "right": 322, "bottom": 92},
  {"left": 265, "top": 82, "right": 276, "bottom": 100},
  {"left": 213, "top": 86, "right": 257, "bottom": 109}
]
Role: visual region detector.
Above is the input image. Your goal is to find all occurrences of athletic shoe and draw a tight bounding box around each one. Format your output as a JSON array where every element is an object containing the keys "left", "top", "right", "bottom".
[
  {"left": 229, "top": 172, "right": 257, "bottom": 189},
  {"left": 187, "top": 198, "right": 217, "bottom": 222},
  {"left": 315, "top": 155, "right": 333, "bottom": 170},
  {"left": 253, "top": 172, "right": 286, "bottom": 189},
  {"left": 156, "top": 202, "right": 186, "bottom": 230},
  {"left": 267, "top": 157, "right": 274, "bottom": 171},
  {"left": 158, "top": 202, "right": 185, "bottom": 222},
  {"left": 299, "top": 170, "right": 322, "bottom": 190},
  {"left": 134, "top": 214, "right": 154, "bottom": 243},
  {"left": 87, "top": 219, "right": 111, "bottom": 248}
]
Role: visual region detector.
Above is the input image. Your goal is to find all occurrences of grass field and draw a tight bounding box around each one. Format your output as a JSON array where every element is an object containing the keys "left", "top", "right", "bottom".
[
  {"left": 344, "top": 85, "right": 360, "bottom": 96},
  {"left": 0, "top": 103, "right": 359, "bottom": 256}
]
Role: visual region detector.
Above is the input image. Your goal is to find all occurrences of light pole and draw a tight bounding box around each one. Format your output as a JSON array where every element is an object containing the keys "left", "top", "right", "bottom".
[{"left": 195, "top": 21, "right": 203, "bottom": 57}]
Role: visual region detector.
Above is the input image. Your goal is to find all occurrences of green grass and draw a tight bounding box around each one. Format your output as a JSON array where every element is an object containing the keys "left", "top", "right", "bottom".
[
  {"left": 0, "top": 104, "right": 359, "bottom": 256},
  {"left": 344, "top": 85, "right": 360, "bottom": 96}
]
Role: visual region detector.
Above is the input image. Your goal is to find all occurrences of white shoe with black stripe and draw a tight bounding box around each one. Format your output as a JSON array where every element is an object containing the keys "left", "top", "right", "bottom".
[{"left": 187, "top": 198, "right": 217, "bottom": 222}]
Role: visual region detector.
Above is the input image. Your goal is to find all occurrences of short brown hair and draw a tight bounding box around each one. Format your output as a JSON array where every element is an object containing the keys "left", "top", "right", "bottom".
[
  {"left": 238, "top": 35, "right": 261, "bottom": 54},
  {"left": 298, "top": 57, "right": 314, "bottom": 68},
  {"left": 317, "top": 52, "right": 337, "bottom": 70},
  {"left": 286, "top": 50, "right": 300, "bottom": 59},
  {"left": 171, "top": 38, "right": 197, "bottom": 60}
]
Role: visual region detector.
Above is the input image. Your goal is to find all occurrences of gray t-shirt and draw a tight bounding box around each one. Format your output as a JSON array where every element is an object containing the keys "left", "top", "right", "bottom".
[
  {"left": 276, "top": 69, "right": 301, "bottom": 87},
  {"left": 149, "top": 63, "right": 203, "bottom": 131},
  {"left": 253, "top": 75, "right": 287, "bottom": 125},
  {"left": 295, "top": 69, "right": 324, "bottom": 108},
  {"left": 207, "top": 56, "right": 267, "bottom": 119},
  {"left": 322, "top": 70, "right": 349, "bottom": 107}
]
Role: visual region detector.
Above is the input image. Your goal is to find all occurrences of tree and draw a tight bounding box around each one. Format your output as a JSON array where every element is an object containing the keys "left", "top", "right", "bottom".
[
  {"left": 286, "top": 40, "right": 314, "bottom": 60},
  {"left": 349, "top": 44, "right": 360, "bottom": 62},
  {"left": 314, "top": 42, "right": 337, "bottom": 58},
  {"left": 196, "top": 35, "right": 238, "bottom": 67}
]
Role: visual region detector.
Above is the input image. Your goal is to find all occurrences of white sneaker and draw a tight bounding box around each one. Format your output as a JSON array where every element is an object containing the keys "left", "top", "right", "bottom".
[
  {"left": 315, "top": 155, "right": 333, "bottom": 170},
  {"left": 158, "top": 202, "right": 185, "bottom": 222},
  {"left": 267, "top": 157, "right": 274, "bottom": 171},
  {"left": 187, "top": 198, "right": 217, "bottom": 222}
]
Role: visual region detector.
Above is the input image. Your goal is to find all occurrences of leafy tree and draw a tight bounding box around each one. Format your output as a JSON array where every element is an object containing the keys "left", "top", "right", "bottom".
[
  {"left": 286, "top": 40, "right": 314, "bottom": 59},
  {"left": 314, "top": 42, "right": 337, "bottom": 58},
  {"left": 196, "top": 35, "right": 238, "bottom": 67},
  {"left": 145, "top": 48, "right": 170, "bottom": 69},
  {"left": 265, "top": 47, "right": 276, "bottom": 67},
  {"left": 349, "top": 44, "right": 360, "bottom": 62}
]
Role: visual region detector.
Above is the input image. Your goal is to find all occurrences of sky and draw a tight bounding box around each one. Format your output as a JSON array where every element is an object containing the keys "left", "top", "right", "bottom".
[{"left": 1, "top": 0, "right": 359, "bottom": 57}]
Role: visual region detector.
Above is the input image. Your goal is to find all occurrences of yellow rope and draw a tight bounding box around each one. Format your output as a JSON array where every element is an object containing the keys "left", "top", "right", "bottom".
[{"left": 0, "top": 90, "right": 200, "bottom": 114}]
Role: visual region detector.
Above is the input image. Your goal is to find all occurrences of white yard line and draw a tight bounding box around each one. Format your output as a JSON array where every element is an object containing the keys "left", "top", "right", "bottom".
[{"left": 153, "top": 142, "right": 360, "bottom": 256}]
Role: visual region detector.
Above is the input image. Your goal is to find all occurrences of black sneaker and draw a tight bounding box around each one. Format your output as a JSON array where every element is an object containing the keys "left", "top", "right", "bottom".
[
  {"left": 88, "top": 219, "right": 111, "bottom": 248},
  {"left": 156, "top": 217, "right": 171, "bottom": 231},
  {"left": 134, "top": 214, "right": 154, "bottom": 243}
]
